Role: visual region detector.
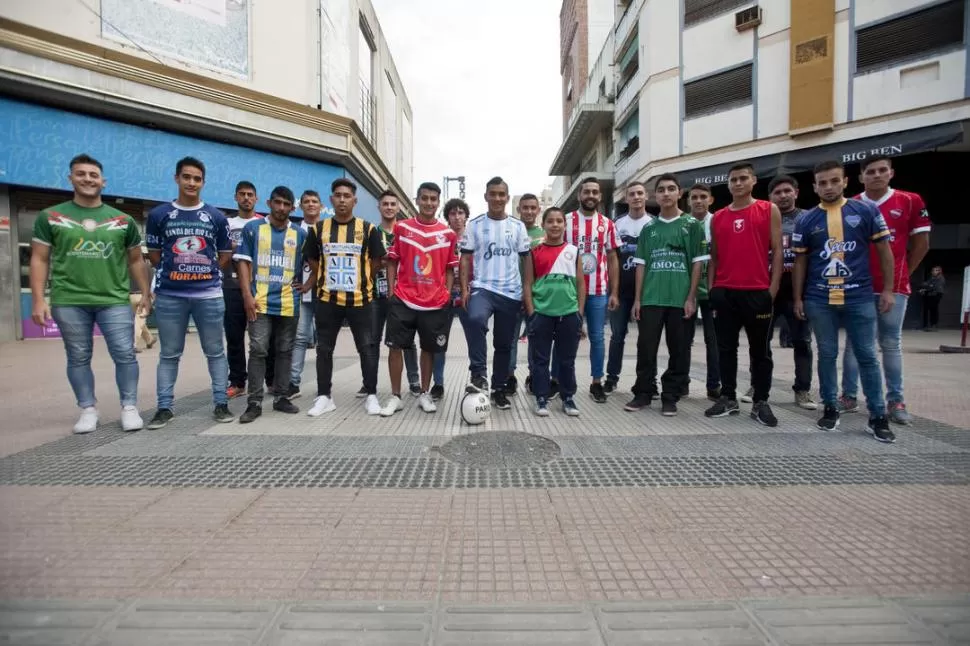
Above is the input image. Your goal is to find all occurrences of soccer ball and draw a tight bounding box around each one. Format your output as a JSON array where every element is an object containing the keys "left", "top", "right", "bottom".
[{"left": 460, "top": 392, "right": 491, "bottom": 425}]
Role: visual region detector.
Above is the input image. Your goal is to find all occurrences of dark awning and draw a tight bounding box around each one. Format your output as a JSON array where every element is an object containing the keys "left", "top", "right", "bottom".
[{"left": 672, "top": 121, "right": 965, "bottom": 188}]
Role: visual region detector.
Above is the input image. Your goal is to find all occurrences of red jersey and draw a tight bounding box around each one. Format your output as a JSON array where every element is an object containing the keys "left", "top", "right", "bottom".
[
  {"left": 711, "top": 199, "right": 773, "bottom": 290},
  {"left": 854, "top": 188, "right": 930, "bottom": 295},
  {"left": 564, "top": 211, "right": 621, "bottom": 296},
  {"left": 386, "top": 218, "right": 458, "bottom": 310}
]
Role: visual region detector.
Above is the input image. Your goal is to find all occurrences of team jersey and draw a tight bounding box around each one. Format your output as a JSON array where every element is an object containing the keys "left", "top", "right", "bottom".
[
  {"left": 32, "top": 201, "right": 142, "bottom": 306},
  {"left": 375, "top": 224, "right": 395, "bottom": 299},
  {"left": 298, "top": 220, "right": 316, "bottom": 303},
  {"left": 461, "top": 214, "right": 532, "bottom": 299},
  {"left": 711, "top": 200, "right": 773, "bottom": 290},
  {"left": 387, "top": 217, "right": 458, "bottom": 310},
  {"left": 792, "top": 198, "right": 890, "bottom": 306},
  {"left": 693, "top": 213, "right": 712, "bottom": 300},
  {"left": 304, "top": 217, "right": 385, "bottom": 308},
  {"left": 234, "top": 219, "right": 306, "bottom": 317},
  {"left": 526, "top": 225, "right": 545, "bottom": 248},
  {"left": 564, "top": 211, "right": 621, "bottom": 296},
  {"left": 614, "top": 213, "right": 652, "bottom": 299},
  {"left": 633, "top": 214, "right": 708, "bottom": 308},
  {"left": 530, "top": 242, "right": 580, "bottom": 316},
  {"left": 145, "top": 202, "right": 231, "bottom": 299},
  {"left": 225, "top": 213, "right": 264, "bottom": 289},
  {"left": 855, "top": 188, "right": 931, "bottom": 296}
]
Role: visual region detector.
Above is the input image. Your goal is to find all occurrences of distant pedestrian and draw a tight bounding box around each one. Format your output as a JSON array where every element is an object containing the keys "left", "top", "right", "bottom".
[{"left": 919, "top": 266, "right": 945, "bottom": 331}]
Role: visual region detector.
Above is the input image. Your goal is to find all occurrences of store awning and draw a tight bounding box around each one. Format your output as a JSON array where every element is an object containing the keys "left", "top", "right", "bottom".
[{"left": 672, "top": 121, "right": 965, "bottom": 188}]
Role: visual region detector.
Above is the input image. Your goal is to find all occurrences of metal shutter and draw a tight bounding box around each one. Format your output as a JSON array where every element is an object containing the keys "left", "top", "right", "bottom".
[
  {"left": 684, "top": 63, "right": 753, "bottom": 119},
  {"left": 856, "top": 0, "right": 965, "bottom": 73},
  {"left": 684, "top": 0, "right": 751, "bottom": 27}
]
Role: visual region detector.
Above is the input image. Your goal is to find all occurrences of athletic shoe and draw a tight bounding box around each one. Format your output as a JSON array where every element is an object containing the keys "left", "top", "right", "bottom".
[
  {"left": 226, "top": 385, "right": 246, "bottom": 399},
  {"left": 705, "top": 397, "right": 740, "bottom": 418},
  {"left": 418, "top": 392, "right": 437, "bottom": 413},
  {"left": 146, "top": 408, "right": 174, "bottom": 430},
  {"left": 562, "top": 397, "right": 580, "bottom": 417},
  {"left": 239, "top": 403, "right": 262, "bottom": 424},
  {"left": 355, "top": 386, "right": 367, "bottom": 399},
  {"left": 795, "top": 391, "right": 818, "bottom": 410},
  {"left": 430, "top": 384, "right": 445, "bottom": 401},
  {"left": 888, "top": 402, "right": 913, "bottom": 426},
  {"left": 73, "top": 407, "right": 99, "bottom": 434},
  {"left": 707, "top": 387, "right": 722, "bottom": 402},
  {"left": 307, "top": 395, "right": 336, "bottom": 417},
  {"left": 817, "top": 405, "right": 840, "bottom": 431},
  {"left": 740, "top": 387, "right": 754, "bottom": 404},
  {"left": 603, "top": 378, "right": 618, "bottom": 395},
  {"left": 380, "top": 395, "right": 403, "bottom": 417},
  {"left": 624, "top": 394, "right": 652, "bottom": 412},
  {"left": 867, "top": 416, "right": 896, "bottom": 443},
  {"left": 491, "top": 390, "right": 511, "bottom": 410},
  {"left": 364, "top": 394, "right": 382, "bottom": 415},
  {"left": 661, "top": 399, "right": 678, "bottom": 417},
  {"left": 535, "top": 396, "right": 550, "bottom": 417},
  {"left": 504, "top": 375, "right": 518, "bottom": 396},
  {"left": 589, "top": 382, "right": 607, "bottom": 404},
  {"left": 838, "top": 395, "right": 859, "bottom": 414},
  {"left": 409, "top": 382, "right": 422, "bottom": 397},
  {"left": 213, "top": 404, "right": 234, "bottom": 424},
  {"left": 466, "top": 375, "right": 489, "bottom": 394},
  {"left": 751, "top": 401, "right": 778, "bottom": 427},
  {"left": 286, "top": 383, "right": 301, "bottom": 399},
  {"left": 273, "top": 398, "right": 299, "bottom": 414},
  {"left": 120, "top": 406, "right": 143, "bottom": 432},
  {"left": 549, "top": 379, "right": 560, "bottom": 400},
  {"left": 678, "top": 385, "right": 690, "bottom": 399}
]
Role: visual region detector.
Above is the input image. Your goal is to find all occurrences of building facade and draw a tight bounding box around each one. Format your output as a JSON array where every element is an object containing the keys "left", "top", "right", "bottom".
[{"left": 0, "top": 0, "right": 414, "bottom": 342}]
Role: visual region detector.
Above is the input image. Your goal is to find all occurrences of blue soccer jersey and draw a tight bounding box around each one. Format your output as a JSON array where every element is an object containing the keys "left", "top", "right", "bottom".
[
  {"left": 460, "top": 214, "right": 531, "bottom": 299},
  {"left": 145, "top": 202, "right": 231, "bottom": 299},
  {"left": 792, "top": 198, "right": 890, "bottom": 306},
  {"left": 233, "top": 219, "right": 306, "bottom": 317}
]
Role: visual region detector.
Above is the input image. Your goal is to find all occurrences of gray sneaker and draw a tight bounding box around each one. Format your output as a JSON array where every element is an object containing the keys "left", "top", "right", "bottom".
[
  {"left": 888, "top": 402, "right": 913, "bottom": 426},
  {"left": 795, "top": 391, "right": 818, "bottom": 410},
  {"left": 740, "top": 387, "right": 754, "bottom": 404}
]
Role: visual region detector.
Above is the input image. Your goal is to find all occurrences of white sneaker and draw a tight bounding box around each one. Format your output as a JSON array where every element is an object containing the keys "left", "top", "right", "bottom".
[
  {"left": 364, "top": 394, "right": 382, "bottom": 415},
  {"left": 307, "top": 395, "right": 336, "bottom": 417},
  {"left": 73, "top": 407, "right": 99, "bottom": 434},
  {"left": 418, "top": 392, "right": 437, "bottom": 413},
  {"left": 120, "top": 405, "right": 144, "bottom": 432},
  {"left": 380, "top": 395, "right": 403, "bottom": 417}
]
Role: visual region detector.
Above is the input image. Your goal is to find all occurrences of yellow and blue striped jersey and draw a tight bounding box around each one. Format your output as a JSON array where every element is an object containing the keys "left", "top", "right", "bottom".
[{"left": 234, "top": 219, "right": 306, "bottom": 317}]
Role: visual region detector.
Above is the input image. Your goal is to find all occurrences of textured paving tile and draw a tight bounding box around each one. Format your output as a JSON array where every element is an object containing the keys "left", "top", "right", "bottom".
[
  {"left": 898, "top": 595, "right": 970, "bottom": 644},
  {"left": 436, "top": 604, "right": 603, "bottom": 645},
  {"left": 595, "top": 600, "right": 768, "bottom": 646},
  {"left": 92, "top": 600, "right": 277, "bottom": 645},
  {"left": 0, "top": 599, "right": 120, "bottom": 645},
  {"left": 268, "top": 602, "right": 431, "bottom": 645}
]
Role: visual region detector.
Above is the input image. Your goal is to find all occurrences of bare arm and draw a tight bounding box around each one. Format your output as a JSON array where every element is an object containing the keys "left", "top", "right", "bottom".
[
  {"left": 875, "top": 240, "right": 894, "bottom": 314},
  {"left": 707, "top": 235, "right": 717, "bottom": 293},
  {"left": 459, "top": 253, "right": 471, "bottom": 294},
  {"left": 768, "top": 204, "right": 783, "bottom": 298},
  {"left": 148, "top": 250, "right": 161, "bottom": 267},
  {"left": 218, "top": 251, "right": 232, "bottom": 270},
  {"left": 793, "top": 255, "right": 807, "bottom": 319},
  {"left": 576, "top": 254, "right": 587, "bottom": 317},
  {"left": 386, "top": 259, "right": 398, "bottom": 298},
  {"left": 236, "top": 260, "right": 257, "bottom": 321},
  {"left": 907, "top": 233, "right": 929, "bottom": 276},
  {"left": 522, "top": 255, "right": 535, "bottom": 316},
  {"left": 29, "top": 242, "right": 51, "bottom": 325},
  {"left": 304, "top": 259, "right": 319, "bottom": 294},
  {"left": 607, "top": 249, "right": 620, "bottom": 309},
  {"left": 445, "top": 264, "right": 454, "bottom": 295},
  {"left": 127, "top": 249, "right": 151, "bottom": 297},
  {"left": 633, "top": 264, "right": 644, "bottom": 321},
  {"left": 684, "top": 261, "right": 701, "bottom": 319}
]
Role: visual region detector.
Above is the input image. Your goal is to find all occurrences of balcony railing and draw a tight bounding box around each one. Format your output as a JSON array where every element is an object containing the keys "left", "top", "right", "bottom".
[
  {"left": 614, "top": 144, "right": 641, "bottom": 186},
  {"left": 615, "top": 0, "right": 643, "bottom": 52},
  {"left": 564, "top": 31, "right": 615, "bottom": 133},
  {"left": 615, "top": 66, "right": 643, "bottom": 118}
]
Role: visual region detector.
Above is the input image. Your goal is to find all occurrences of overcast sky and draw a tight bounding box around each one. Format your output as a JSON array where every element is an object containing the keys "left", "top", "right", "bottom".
[{"left": 371, "top": 0, "right": 563, "bottom": 215}]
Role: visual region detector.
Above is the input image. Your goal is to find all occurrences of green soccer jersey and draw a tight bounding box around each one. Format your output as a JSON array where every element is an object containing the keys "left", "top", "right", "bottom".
[
  {"left": 526, "top": 225, "right": 544, "bottom": 249},
  {"left": 32, "top": 201, "right": 142, "bottom": 306},
  {"left": 634, "top": 214, "right": 707, "bottom": 308}
]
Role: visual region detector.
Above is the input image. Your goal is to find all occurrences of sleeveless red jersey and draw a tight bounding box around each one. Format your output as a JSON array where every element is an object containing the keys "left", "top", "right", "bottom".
[{"left": 711, "top": 199, "right": 773, "bottom": 290}]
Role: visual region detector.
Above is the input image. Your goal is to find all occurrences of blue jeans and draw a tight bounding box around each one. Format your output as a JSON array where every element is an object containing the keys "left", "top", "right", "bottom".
[
  {"left": 289, "top": 301, "right": 315, "bottom": 387},
  {"left": 507, "top": 308, "right": 528, "bottom": 379},
  {"left": 805, "top": 298, "right": 885, "bottom": 418},
  {"left": 553, "top": 294, "right": 608, "bottom": 382},
  {"left": 154, "top": 294, "right": 229, "bottom": 409},
  {"left": 434, "top": 305, "right": 471, "bottom": 386},
  {"left": 466, "top": 288, "right": 522, "bottom": 390},
  {"left": 529, "top": 312, "right": 582, "bottom": 399},
  {"left": 606, "top": 295, "right": 636, "bottom": 382},
  {"left": 841, "top": 293, "right": 907, "bottom": 403},
  {"left": 51, "top": 305, "right": 138, "bottom": 409}
]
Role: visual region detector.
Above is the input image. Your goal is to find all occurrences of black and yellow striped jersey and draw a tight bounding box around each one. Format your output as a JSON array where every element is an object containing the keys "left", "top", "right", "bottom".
[{"left": 304, "top": 216, "right": 386, "bottom": 307}]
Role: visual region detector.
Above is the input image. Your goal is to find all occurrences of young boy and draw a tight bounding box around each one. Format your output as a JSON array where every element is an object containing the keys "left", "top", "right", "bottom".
[{"left": 523, "top": 207, "right": 587, "bottom": 417}]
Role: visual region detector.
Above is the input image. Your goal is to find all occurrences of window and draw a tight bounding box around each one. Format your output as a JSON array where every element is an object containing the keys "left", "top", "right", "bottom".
[
  {"left": 856, "top": 0, "right": 965, "bottom": 73},
  {"left": 358, "top": 18, "right": 376, "bottom": 142},
  {"left": 684, "top": 0, "right": 751, "bottom": 27},
  {"left": 617, "top": 110, "right": 640, "bottom": 160},
  {"left": 383, "top": 71, "right": 397, "bottom": 175},
  {"left": 683, "top": 63, "right": 753, "bottom": 119},
  {"left": 566, "top": 77, "right": 574, "bottom": 101},
  {"left": 617, "top": 35, "right": 639, "bottom": 90}
]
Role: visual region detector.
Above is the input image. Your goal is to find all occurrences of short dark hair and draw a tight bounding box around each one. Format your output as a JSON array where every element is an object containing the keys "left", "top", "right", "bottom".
[
  {"left": 654, "top": 173, "right": 680, "bottom": 189},
  {"left": 331, "top": 178, "right": 357, "bottom": 194},
  {"left": 444, "top": 198, "right": 470, "bottom": 216},
  {"left": 300, "top": 189, "right": 320, "bottom": 201},
  {"left": 176, "top": 156, "right": 206, "bottom": 179},
  {"left": 580, "top": 176, "right": 601, "bottom": 189},
  {"left": 687, "top": 182, "right": 711, "bottom": 195},
  {"left": 69, "top": 153, "right": 102, "bottom": 171},
  {"left": 270, "top": 186, "right": 295, "bottom": 204},
  {"left": 519, "top": 193, "right": 539, "bottom": 203},
  {"left": 860, "top": 155, "right": 893, "bottom": 171},
  {"left": 728, "top": 161, "right": 755, "bottom": 175},
  {"left": 417, "top": 181, "right": 441, "bottom": 196},
  {"left": 813, "top": 160, "right": 844, "bottom": 175},
  {"left": 378, "top": 189, "right": 398, "bottom": 201},
  {"left": 486, "top": 176, "right": 508, "bottom": 192},
  {"left": 625, "top": 180, "right": 647, "bottom": 193},
  {"left": 768, "top": 175, "right": 798, "bottom": 193},
  {"left": 542, "top": 207, "right": 564, "bottom": 223},
  {"left": 235, "top": 180, "right": 256, "bottom": 194}
]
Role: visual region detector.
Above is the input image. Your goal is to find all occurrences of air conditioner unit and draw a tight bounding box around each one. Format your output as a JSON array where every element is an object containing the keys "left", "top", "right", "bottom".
[{"left": 735, "top": 6, "right": 762, "bottom": 32}]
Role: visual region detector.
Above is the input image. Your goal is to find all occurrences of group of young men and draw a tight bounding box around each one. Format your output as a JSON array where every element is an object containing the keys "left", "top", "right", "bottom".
[{"left": 35, "top": 152, "right": 928, "bottom": 445}]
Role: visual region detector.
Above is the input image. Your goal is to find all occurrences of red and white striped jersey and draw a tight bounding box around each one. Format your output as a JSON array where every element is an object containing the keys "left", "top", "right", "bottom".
[
  {"left": 854, "top": 188, "right": 930, "bottom": 296},
  {"left": 564, "top": 211, "right": 621, "bottom": 296}
]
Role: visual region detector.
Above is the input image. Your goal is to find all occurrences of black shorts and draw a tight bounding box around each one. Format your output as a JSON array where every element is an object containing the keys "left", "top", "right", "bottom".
[{"left": 385, "top": 297, "right": 452, "bottom": 352}]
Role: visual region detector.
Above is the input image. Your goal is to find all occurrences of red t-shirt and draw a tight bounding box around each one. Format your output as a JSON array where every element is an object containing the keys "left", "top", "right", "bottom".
[
  {"left": 386, "top": 218, "right": 458, "bottom": 310},
  {"left": 854, "top": 189, "right": 930, "bottom": 295},
  {"left": 712, "top": 200, "right": 773, "bottom": 290}
]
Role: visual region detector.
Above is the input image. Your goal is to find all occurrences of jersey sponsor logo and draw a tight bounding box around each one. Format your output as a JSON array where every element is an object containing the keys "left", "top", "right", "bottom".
[
  {"left": 845, "top": 215, "right": 861, "bottom": 228},
  {"left": 82, "top": 218, "right": 98, "bottom": 232},
  {"left": 651, "top": 259, "right": 686, "bottom": 270},
  {"left": 199, "top": 212, "right": 211, "bottom": 223},
  {"left": 889, "top": 208, "right": 903, "bottom": 219},
  {"left": 791, "top": 232, "right": 802, "bottom": 243},
  {"left": 820, "top": 238, "right": 857, "bottom": 259},
  {"left": 69, "top": 239, "right": 115, "bottom": 259},
  {"left": 327, "top": 255, "right": 360, "bottom": 290},
  {"left": 822, "top": 258, "right": 852, "bottom": 279},
  {"left": 483, "top": 242, "right": 514, "bottom": 260},
  {"left": 734, "top": 219, "right": 745, "bottom": 232},
  {"left": 622, "top": 256, "right": 638, "bottom": 271},
  {"left": 581, "top": 253, "right": 597, "bottom": 275},
  {"left": 172, "top": 236, "right": 208, "bottom": 254},
  {"left": 919, "top": 208, "right": 929, "bottom": 219},
  {"left": 169, "top": 271, "right": 213, "bottom": 281},
  {"left": 413, "top": 253, "right": 433, "bottom": 276}
]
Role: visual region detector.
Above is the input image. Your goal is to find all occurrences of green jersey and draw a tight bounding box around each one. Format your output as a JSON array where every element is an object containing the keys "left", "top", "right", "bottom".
[
  {"left": 526, "top": 225, "right": 544, "bottom": 248},
  {"left": 530, "top": 242, "right": 579, "bottom": 316},
  {"left": 32, "top": 201, "right": 142, "bottom": 306},
  {"left": 634, "top": 214, "right": 707, "bottom": 308}
]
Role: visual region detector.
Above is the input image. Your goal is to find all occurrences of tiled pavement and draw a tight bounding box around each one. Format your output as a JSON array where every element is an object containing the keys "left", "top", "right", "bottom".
[{"left": 0, "top": 326, "right": 968, "bottom": 644}]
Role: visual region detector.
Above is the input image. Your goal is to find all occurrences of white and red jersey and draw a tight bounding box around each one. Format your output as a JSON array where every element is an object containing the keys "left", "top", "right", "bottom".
[
  {"left": 564, "top": 211, "right": 621, "bottom": 296},
  {"left": 854, "top": 188, "right": 930, "bottom": 296},
  {"left": 386, "top": 218, "right": 458, "bottom": 310}
]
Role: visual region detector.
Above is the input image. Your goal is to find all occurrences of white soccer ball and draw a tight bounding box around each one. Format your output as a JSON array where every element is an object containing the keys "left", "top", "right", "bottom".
[{"left": 460, "top": 392, "right": 491, "bottom": 425}]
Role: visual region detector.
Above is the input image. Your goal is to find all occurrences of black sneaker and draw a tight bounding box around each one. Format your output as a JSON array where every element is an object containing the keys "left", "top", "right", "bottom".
[
  {"left": 549, "top": 379, "right": 560, "bottom": 400},
  {"left": 409, "top": 382, "right": 422, "bottom": 396},
  {"left": 430, "top": 384, "right": 445, "bottom": 401},
  {"left": 817, "top": 405, "right": 840, "bottom": 431},
  {"left": 678, "top": 385, "right": 690, "bottom": 399},
  {"left": 147, "top": 408, "right": 174, "bottom": 430},
  {"left": 287, "top": 383, "right": 301, "bottom": 399},
  {"left": 355, "top": 386, "right": 368, "bottom": 399},
  {"left": 661, "top": 399, "right": 678, "bottom": 416},
  {"left": 751, "top": 401, "right": 778, "bottom": 427},
  {"left": 524, "top": 375, "right": 533, "bottom": 395},
  {"left": 503, "top": 375, "right": 518, "bottom": 396},
  {"left": 273, "top": 398, "right": 299, "bottom": 414},
  {"left": 603, "top": 378, "right": 618, "bottom": 395},
  {"left": 213, "top": 404, "right": 234, "bottom": 424},
  {"left": 466, "top": 375, "right": 489, "bottom": 393},
  {"left": 706, "top": 387, "right": 722, "bottom": 402},
  {"left": 867, "top": 416, "right": 896, "bottom": 443},
  {"left": 705, "top": 397, "right": 740, "bottom": 418},
  {"left": 491, "top": 390, "right": 511, "bottom": 410},
  {"left": 624, "top": 394, "right": 652, "bottom": 412},
  {"left": 239, "top": 403, "right": 262, "bottom": 424},
  {"left": 589, "top": 382, "right": 607, "bottom": 404}
]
